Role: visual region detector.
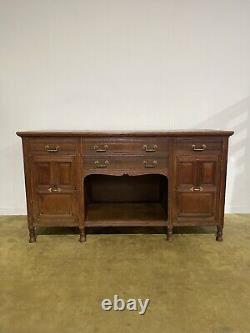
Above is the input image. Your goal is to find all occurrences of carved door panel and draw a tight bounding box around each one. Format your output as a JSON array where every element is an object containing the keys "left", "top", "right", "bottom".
[
  {"left": 30, "top": 156, "right": 78, "bottom": 226},
  {"left": 174, "top": 155, "right": 220, "bottom": 224}
]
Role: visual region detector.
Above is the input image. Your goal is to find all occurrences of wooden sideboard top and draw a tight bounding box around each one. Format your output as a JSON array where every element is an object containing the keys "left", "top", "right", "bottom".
[{"left": 16, "top": 129, "right": 234, "bottom": 137}]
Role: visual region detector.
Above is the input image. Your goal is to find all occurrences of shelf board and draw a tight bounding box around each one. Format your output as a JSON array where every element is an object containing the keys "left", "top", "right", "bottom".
[{"left": 85, "top": 202, "right": 167, "bottom": 227}]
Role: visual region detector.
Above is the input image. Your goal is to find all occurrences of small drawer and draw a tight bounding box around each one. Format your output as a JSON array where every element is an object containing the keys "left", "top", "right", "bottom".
[
  {"left": 29, "top": 138, "right": 78, "bottom": 155},
  {"left": 83, "top": 156, "right": 169, "bottom": 172},
  {"left": 82, "top": 137, "right": 169, "bottom": 155},
  {"left": 175, "top": 137, "right": 222, "bottom": 154}
]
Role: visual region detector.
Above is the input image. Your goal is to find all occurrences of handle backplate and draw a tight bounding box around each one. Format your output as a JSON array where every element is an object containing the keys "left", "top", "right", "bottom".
[
  {"left": 45, "top": 145, "right": 60, "bottom": 152},
  {"left": 143, "top": 160, "right": 158, "bottom": 168},
  {"left": 190, "top": 186, "right": 203, "bottom": 192},
  {"left": 48, "top": 187, "right": 62, "bottom": 193},
  {"left": 94, "top": 160, "right": 110, "bottom": 168},
  {"left": 94, "top": 144, "right": 109, "bottom": 152},
  {"left": 192, "top": 144, "right": 207, "bottom": 151},
  {"left": 143, "top": 144, "right": 158, "bottom": 152}
]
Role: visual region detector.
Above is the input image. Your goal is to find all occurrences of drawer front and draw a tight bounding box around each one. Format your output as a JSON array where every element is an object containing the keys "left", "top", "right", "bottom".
[
  {"left": 82, "top": 137, "right": 169, "bottom": 155},
  {"left": 175, "top": 137, "right": 222, "bottom": 154},
  {"left": 83, "top": 156, "right": 168, "bottom": 172},
  {"left": 29, "top": 138, "right": 78, "bottom": 155}
]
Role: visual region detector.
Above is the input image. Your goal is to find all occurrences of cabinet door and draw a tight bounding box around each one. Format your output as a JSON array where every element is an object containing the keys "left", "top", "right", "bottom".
[
  {"left": 31, "top": 156, "right": 78, "bottom": 226},
  {"left": 174, "top": 155, "right": 220, "bottom": 225}
]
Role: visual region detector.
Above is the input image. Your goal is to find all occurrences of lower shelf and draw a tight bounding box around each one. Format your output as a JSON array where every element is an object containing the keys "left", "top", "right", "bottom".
[{"left": 85, "top": 202, "right": 167, "bottom": 227}]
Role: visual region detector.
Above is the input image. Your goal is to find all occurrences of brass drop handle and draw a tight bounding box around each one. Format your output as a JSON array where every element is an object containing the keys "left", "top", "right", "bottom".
[
  {"left": 192, "top": 144, "right": 207, "bottom": 151},
  {"left": 190, "top": 186, "right": 203, "bottom": 192},
  {"left": 94, "top": 144, "right": 109, "bottom": 152},
  {"left": 143, "top": 144, "right": 158, "bottom": 152},
  {"left": 45, "top": 145, "right": 60, "bottom": 152},
  {"left": 143, "top": 160, "right": 158, "bottom": 168},
  {"left": 48, "top": 187, "right": 62, "bottom": 193},
  {"left": 94, "top": 160, "right": 110, "bottom": 168}
]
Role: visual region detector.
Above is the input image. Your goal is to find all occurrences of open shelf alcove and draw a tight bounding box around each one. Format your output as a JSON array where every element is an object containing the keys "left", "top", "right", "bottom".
[{"left": 84, "top": 174, "right": 168, "bottom": 228}]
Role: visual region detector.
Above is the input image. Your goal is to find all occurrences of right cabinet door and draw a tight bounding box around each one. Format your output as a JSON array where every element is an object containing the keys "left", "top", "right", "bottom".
[{"left": 174, "top": 155, "right": 220, "bottom": 225}]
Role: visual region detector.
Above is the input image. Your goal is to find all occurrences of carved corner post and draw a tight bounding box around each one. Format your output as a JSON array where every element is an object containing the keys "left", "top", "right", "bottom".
[
  {"left": 216, "top": 137, "right": 229, "bottom": 242},
  {"left": 166, "top": 137, "right": 174, "bottom": 241}
]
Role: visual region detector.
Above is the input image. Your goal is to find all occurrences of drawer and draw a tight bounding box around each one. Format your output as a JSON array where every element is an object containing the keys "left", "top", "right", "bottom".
[
  {"left": 82, "top": 137, "right": 169, "bottom": 155},
  {"left": 83, "top": 156, "right": 169, "bottom": 172},
  {"left": 29, "top": 138, "right": 78, "bottom": 155},
  {"left": 175, "top": 137, "right": 222, "bottom": 154}
]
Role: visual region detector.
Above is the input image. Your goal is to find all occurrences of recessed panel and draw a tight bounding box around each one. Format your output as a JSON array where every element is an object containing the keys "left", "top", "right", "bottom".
[
  {"left": 177, "top": 192, "right": 215, "bottom": 217},
  {"left": 39, "top": 194, "right": 73, "bottom": 215},
  {"left": 177, "top": 161, "right": 196, "bottom": 185},
  {"left": 57, "top": 162, "right": 73, "bottom": 185},
  {"left": 199, "top": 161, "right": 216, "bottom": 185},
  {"left": 36, "top": 162, "right": 51, "bottom": 186}
]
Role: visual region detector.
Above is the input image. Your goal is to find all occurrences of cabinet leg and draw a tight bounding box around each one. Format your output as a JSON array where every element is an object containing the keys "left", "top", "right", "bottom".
[
  {"left": 34, "top": 226, "right": 37, "bottom": 241},
  {"left": 216, "top": 225, "right": 223, "bottom": 242},
  {"left": 166, "top": 225, "right": 173, "bottom": 241},
  {"left": 28, "top": 226, "right": 36, "bottom": 243},
  {"left": 79, "top": 227, "right": 86, "bottom": 243}
]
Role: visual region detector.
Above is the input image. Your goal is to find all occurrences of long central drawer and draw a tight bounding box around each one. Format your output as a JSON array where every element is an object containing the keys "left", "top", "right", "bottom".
[
  {"left": 83, "top": 155, "right": 169, "bottom": 172},
  {"left": 82, "top": 137, "right": 169, "bottom": 156}
]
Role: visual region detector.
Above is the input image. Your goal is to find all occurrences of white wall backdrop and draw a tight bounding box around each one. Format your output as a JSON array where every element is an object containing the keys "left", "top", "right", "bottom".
[{"left": 0, "top": 0, "right": 249, "bottom": 214}]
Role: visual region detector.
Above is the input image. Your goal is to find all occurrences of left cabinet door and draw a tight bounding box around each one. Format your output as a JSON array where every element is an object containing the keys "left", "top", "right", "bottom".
[{"left": 30, "top": 155, "right": 78, "bottom": 226}]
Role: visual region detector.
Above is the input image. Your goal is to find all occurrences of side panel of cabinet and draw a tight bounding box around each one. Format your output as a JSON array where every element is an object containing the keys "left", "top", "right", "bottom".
[{"left": 30, "top": 155, "right": 78, "bottom": 226}]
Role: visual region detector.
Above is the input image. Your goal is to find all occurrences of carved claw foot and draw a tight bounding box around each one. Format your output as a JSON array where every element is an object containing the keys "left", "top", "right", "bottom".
[
  {"left": 79, "top": 228, "right": 86, "bottom": 243},
  {"left": 166, "top": 226, "right": 173, "bottom": 241},
  {"left": 216, "top": 226, "right": 223, "bottom": 241}
]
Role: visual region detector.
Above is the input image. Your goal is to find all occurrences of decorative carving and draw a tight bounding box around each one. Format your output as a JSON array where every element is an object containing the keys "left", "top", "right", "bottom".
[{"left": 83, "top": 170, "right": 168, "bottom": 177}]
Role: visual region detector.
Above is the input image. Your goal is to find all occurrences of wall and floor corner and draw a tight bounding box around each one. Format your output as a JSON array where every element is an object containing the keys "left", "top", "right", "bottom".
[{"left": 0, "top": 0, "right": 250, "bottom": 214}]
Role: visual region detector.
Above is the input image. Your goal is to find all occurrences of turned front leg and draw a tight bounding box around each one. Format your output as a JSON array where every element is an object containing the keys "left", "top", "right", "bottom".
[
  {"left": 167, "top": 225, "right": 173, "bottom": 241},
  {"left": 28, "top": 226, "right": 36, "bottom": 243},
  {"left": 79, "top": 227, "right": 86, "bottom": 243},
  {"left": 216, "top": 225, "right": 223, "bottom": 241}
]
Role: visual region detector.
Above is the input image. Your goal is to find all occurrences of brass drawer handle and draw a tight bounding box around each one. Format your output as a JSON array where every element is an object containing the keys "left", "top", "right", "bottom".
[
  {"left": 190, "top": 186, "right": 203, "bottom": 192},
  {"left": 94, "top": 144, "right": 109, "bottom": 152},
  {"left": 48, "top": 187, "right": 62, "bottom": 193},
  {"left": 143, "top": 160, "right": 158, "bottom": 168},
  {"left": 192, "top": 144, "right": 207, "bottom": 151},
  {"left": 45, "top": 145, "right": 60, "bottom": 152},
  {"left": 143, "top": 144, "right": 158, "bottom": 152},
  {"left": 94, "top": 160, "right": 110, "bottom": 168}
]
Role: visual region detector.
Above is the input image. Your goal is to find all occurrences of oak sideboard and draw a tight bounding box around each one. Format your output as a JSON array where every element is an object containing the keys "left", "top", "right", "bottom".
[{"left": 17, "top": 130, "right": 234, "bottom": 243}]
